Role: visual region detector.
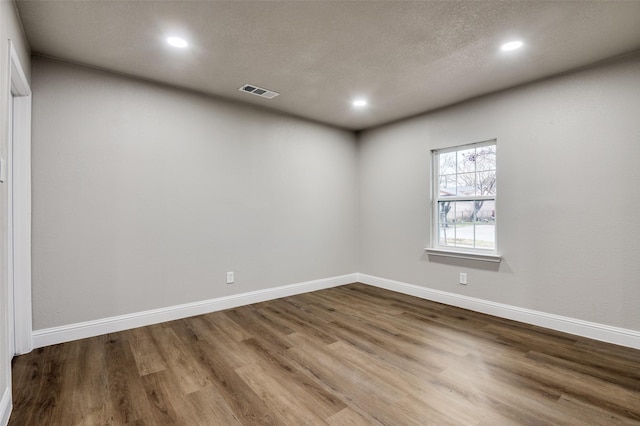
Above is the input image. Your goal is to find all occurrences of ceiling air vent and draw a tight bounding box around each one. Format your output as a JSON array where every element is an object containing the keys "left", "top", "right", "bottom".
[{"left": 238, "top": 84, "right": 279, "bottom": 99}]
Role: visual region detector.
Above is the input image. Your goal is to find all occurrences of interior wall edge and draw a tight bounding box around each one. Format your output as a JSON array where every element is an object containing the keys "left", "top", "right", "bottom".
[
  {"left": 32, "top": 273, "right": 358, "bottom": 349},
  {"left": 359, "top": 273, "right": 640, "bottom": 350}
]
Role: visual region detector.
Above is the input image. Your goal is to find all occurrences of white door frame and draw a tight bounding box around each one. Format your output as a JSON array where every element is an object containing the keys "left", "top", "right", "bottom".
[
  {"left": 8, "top": 41, "right": 32, "bottom": 355},
  {"left": 7, "top": 67, "right": 15, "bottom": 359}
]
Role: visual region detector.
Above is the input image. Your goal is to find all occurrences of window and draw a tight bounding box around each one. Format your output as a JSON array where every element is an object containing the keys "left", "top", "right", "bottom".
[{"left": 432, "top": 140, "right": 497, "bottom": 253}]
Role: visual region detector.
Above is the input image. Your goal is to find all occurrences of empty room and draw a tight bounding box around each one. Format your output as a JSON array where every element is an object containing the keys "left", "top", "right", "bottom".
[{"left": 1, "top": 1, "right": 640, "bottom": 424}]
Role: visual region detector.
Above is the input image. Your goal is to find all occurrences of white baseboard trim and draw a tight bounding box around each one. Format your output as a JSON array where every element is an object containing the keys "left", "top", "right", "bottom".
[
  {"left": 0, "top": 386, "right": 11, "bottom": 426},
  {"left": 358, "top": 273, "right": 640, "bottom": 350},
  {"left": 30, "top": 272, "right": 640, "bottom": 350},
  {"left": 33, "top": 273, "right": 358, "bottom": 349}
]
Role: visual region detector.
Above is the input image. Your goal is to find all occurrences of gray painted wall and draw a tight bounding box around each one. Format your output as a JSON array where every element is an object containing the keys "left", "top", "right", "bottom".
[
  {"left": 358, "top": 54, "right": 640, "bottom": 331},
  {"left": 0, "top": 0, "right": 30, "bottom": 412},
  {"left": 31, "top": 57, "right": 358, "bottom": 330},
  {"left": 30, "top": 50, "right": 640, "bottom": 337}
]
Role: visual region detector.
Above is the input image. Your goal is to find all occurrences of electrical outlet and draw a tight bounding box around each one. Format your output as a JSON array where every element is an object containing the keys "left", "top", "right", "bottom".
[
  {"left": 459, "top": 272, "right": 468, "bottom": 285},
  {"left": 226, "top": 271, "right": 234, "bottom": 284}
]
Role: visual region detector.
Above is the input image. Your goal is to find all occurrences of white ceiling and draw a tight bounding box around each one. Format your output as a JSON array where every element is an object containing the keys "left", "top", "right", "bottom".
[{"left": 16, "top": 1, "right": 640, "bottom": 131}]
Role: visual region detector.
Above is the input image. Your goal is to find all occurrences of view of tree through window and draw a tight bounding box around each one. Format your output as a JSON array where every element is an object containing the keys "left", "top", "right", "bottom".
[{"left": 434, "top": 141, "right": 496, "bottom": 251}]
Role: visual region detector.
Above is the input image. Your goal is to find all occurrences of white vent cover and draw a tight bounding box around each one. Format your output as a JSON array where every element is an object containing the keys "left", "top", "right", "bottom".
[{"left": 238, "top": 84, "right": 279, "bottom": 99}]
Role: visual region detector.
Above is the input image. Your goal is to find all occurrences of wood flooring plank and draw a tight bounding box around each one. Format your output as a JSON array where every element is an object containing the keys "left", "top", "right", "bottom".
[
  {"left": 326, "top": 407, "right": 379, "bottom": 426},
  {"left": 525, "top": 349, "right": 640, "bottom": 392},
  {"left": 574, "top": 337, "right": 640, "bottom": 363},
  {"left": 183, "top": 315, "right": 256, "bottom": 369},
  {"left": 286, "top": 333, "right": 453, "bottom": 426},
  {"left": 70, "top": 335, "right": 114, "bottom": 425},
  {"left": 439, "top": 361, "right": 569, "bottom": 425},
  {"left": 173, "top": 329, "right": 279, "bottom": 425},
  {"left": 104, "top": 333, "right": 156, "bottom": 424},
  {"left": 555, "top": 394, "right": 640, "bottom": 425},
  {"left": 146, "top": 324, "right": 211, "bottom": 395},
  {"left": 223, "top": 306, "right": 295, "bottom": 353},
  {"left": 186, "top": 385, "right": 244, "bottom": 426},
  {"left": 202, "top": 311, "right": 254, "bottom": 343},
  {"left": 325, "top": 309, "right": 458, "bottom": 373},
  {"left": 9, "top": 347, "right": 48, "bottom": 425},
  {"left": 242, "top": 337, "right": 347, "bottom": 419},
  {"left": 128, "top": 326, "right": 168, "bottom": 377},
  {"left": 326, "top": 340, "right": 474, "bottom": 425},
  {"left": 258, "top": 305, "right": 337, "bottom": 346},
  {"left": 235, "top": 362, "right": 328, "bottom": 425},
  {"left": 139, "top": 370, "right": 181, "bottom": 425},
  {"left": 139, "top": 368, "right": 223, "bottom": 426}
]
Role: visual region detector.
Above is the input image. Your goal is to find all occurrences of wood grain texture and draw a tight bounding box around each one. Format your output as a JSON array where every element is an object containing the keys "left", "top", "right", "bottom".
[{"left": 10, "top": 283, "right": 640, "bottom": 425}]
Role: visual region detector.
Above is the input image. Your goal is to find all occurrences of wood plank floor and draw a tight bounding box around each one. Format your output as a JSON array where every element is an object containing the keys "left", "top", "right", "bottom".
[{"left": 10, "top": 283, "right": 640, "bottom": 425}]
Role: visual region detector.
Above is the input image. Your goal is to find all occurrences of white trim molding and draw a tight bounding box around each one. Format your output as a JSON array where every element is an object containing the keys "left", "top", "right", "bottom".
[
  {"left": 0, "top": 386, "right": 11, "bottom": 426},
  {"left": 425, "top": 248, "right": 501, "bottom": 263},
  {"left": 358, "top": 273, "right": 640, "bottom": 350},
  {"left": 33, "top": 273, "right": 358, "bottom": 348},
  {"left": 8, "top": 41, "right": 33, "bottom": 355},
  {"left": 31, "top": 272, "right": 640, "bottom": 351}
]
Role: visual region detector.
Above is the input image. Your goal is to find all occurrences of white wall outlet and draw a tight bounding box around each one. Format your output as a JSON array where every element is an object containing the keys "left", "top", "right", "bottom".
[
  {"left": 459, "top": 272, "right": 468, "bottom": 285},
  {"left": 226, "top": 271, "right": 234, "bottom": 284}
]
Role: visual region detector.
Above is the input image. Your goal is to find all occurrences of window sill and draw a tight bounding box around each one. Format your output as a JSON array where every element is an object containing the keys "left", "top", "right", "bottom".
[{"left": 425, "top": 248, "right": 502, "bottom": 263}]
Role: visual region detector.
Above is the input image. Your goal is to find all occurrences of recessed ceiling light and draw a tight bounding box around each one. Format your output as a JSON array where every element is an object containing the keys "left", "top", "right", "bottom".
[
  {"left": 353, "top": 99, "right": 368, "bottom": 108},
  {"left": 167, "top": 37, "right": 188, "bottom": 48},
  {"left": 501, "top": 40, "right": 523, "bottom": 51}
]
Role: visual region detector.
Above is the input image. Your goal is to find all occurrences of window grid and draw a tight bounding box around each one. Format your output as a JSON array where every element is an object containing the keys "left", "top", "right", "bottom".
[{"left": 433, "top": 140, "right": 496, "bottom": 252}]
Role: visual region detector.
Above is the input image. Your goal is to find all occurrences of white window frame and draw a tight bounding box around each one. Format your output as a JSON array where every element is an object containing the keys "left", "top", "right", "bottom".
[{"left": 426, "top": 139, "right": 501, "bottom": 263}]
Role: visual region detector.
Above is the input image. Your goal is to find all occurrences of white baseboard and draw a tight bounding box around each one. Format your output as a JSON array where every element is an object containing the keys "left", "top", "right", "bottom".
[
  {"left": 33, "top": 273, "right": 358, "bottom": 349},
  {"left": 31, "top": 272, "right": 640, "bottom": 350},
  {"left": 358, "top": 273, "right": 640, "bottom": 350},
  {"left": 0, "top": 386, "right": 11, "bottom": 426}
]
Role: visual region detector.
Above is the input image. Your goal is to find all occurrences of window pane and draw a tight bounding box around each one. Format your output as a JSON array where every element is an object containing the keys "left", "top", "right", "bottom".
[
  {"left": 475, "top": 145, "right": 496, "bottom": 172},
  {"left": 438, "top": 199, "right": 496, "bottom": 249},
  {"left": 439, "top": 175, "right": 457, "bottom": 197},
  {"left": 457, "top": 173, "right": 475, "bottom": 196},
  {"left": 438, "top": 201, "right": 455, "bottom": 246},
  {"left": 457, "top": 148, "right": 476, "bottom": 173},
  {"left": 439, "top": 151, "right": 456, "bottom": 175},
  {"left": 475, "top": 200, "right": 495, "bottom": 249},
  {"left": 477, "top": 171, "right": 496, "bottom": 196},
  {"left": 475, "top": 200, "right": 495, "bottom": 222},
  {"left": 454, "top": 201, "right": 475, "bottom": 248}
]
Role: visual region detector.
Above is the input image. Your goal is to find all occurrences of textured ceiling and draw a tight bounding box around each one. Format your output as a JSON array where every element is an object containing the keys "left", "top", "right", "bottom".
[{"left": 16, "top": 1, "right": 640, "bottom": 130}]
